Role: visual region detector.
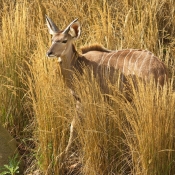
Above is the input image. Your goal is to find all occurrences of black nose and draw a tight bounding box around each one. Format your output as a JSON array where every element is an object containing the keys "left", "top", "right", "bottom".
[{"left": 46, "top": 51, "right": 53, "bottom": 57}]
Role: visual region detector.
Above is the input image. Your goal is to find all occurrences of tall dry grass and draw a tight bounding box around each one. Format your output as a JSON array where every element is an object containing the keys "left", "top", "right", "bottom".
[{"left": 0, "top": 0, "right": 175, "bottom": 174}]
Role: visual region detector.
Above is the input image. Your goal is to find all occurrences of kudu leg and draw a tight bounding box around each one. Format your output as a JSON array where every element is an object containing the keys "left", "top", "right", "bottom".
[
  {"left": 65, "top": 118, "right": 76, "bottom": 154},
  {"left": 65, "top": 90, "right": 81, "bottom": 155}
]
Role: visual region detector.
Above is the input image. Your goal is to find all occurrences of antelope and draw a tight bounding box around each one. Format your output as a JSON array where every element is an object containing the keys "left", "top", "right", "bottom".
[{"left": 45, "top": 15, "right": 168, "bottom": 155}]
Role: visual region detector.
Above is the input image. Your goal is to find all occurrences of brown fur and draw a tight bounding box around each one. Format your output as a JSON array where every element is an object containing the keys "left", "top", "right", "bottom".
[
  {"left": 81, "top": 44, "right": 111, "bottom": 54},
  {"left": 46, "top": 17, "right": 168, "bottom": 87},
  {"left": 71, "top": 23, "right": 79, "bottom": 37}
]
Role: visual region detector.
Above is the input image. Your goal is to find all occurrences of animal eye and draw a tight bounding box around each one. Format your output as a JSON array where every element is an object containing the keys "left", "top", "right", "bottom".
[{"left": 62, "top": 40, "right": 67, "bottom": 43}]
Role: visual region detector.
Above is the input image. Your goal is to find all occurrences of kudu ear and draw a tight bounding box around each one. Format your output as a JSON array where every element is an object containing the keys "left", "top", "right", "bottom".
[
  {"left": 63, "top": 18, "right": 81, "bottom": 39},
  {"left": 45, "top": 15, "right": 59, "bottom": 35},
  {"left": 69, "top": 21, "right": 81, "bottom": 38}
]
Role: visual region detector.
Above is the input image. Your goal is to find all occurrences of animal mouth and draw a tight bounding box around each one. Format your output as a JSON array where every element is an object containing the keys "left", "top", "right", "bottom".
[
  {"left": 46, "top": 53, "right": 62, "bottom": 62},
  {"left": 46, "top": 52, "right": 57, "bottom": 57}
]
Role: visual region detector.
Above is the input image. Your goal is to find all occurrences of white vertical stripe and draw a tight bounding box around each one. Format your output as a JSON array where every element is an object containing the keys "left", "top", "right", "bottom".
[
  {"left": 148, "top": 53, "right": 154, "bottom": 77},
  {"left": 138, "top": 50, "right": 149, "bottom": 76},
  {"left": 133, "top": 50, "right": 144, "bottom": 74},
  {"left": 107, "top": 51, "right": 118, "bottom": 70},
  {"left": 96, "top": 52, "right": 106, "bottom": 75},
  {"left": 122, "top": 49, "right": 132, "bottom": 74},
  {"left": 127, "top": 49, "right": 136, "bottom": 74},
  {"left": 114, "top": 51, "right": 126, "bottom": 69}
]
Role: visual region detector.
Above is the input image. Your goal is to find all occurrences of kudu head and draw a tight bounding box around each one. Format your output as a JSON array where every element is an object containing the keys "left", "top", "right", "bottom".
[{"left": 46, "top": 15, "right": 81, "bottom": 58}]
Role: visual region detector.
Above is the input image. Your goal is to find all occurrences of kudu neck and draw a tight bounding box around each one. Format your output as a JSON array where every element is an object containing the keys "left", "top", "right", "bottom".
[
  {"left": 60, "top": 44, "right": 78, "bottom": 69},
  {"left": 59, "top": 44, "right": 79, "bottom": 86}
]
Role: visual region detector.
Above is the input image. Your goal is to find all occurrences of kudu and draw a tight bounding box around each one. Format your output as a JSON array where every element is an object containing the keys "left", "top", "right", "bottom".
[{"left": 45, "top": 15, "right": 168, "bottom": 155}]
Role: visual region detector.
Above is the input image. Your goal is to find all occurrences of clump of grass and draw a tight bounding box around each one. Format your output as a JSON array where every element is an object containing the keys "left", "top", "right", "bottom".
[
  {"left": 0, "top": 0, "right": 29, "bottom": 130},
  {"left": 72, "top": 68, "right": 109, "bottom": 174},
  {"left": 109, "top": 78, "right": 175, "bottom": 174},
  {"left": 25, "top": 41, "right": 76, "bottom": 174}
]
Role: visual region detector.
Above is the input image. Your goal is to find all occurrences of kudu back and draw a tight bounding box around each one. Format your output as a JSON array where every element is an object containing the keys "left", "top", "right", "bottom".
[{"left": 46, "top": 15, "right": 168, "bottom": 94}]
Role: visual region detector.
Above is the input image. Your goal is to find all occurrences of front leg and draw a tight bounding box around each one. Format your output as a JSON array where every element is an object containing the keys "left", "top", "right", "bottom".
[{"left": 65, "top": 89, "right": 81, "bottom": 154}]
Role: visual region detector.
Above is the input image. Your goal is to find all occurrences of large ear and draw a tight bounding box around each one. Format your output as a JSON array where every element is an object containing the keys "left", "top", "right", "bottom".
[
  {"left": 45, "top": 15, "right": 59, "bottom": 35},
  {"left": 63, "top": 18, "right": 81, "bottom": 39},
  {"left": 69, "top": 21, "right": 81, "bottom": 38}
]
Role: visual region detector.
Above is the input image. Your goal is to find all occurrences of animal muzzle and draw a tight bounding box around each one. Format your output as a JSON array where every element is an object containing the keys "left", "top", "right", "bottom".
[{"left": 46, "top": 50, "right": 55, "bottom": 57}]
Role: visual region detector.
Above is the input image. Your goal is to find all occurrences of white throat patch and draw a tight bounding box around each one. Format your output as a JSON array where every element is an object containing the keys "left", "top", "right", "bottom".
[{"left": 58, "top": 57, "right": 62, "bottom": 63}]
